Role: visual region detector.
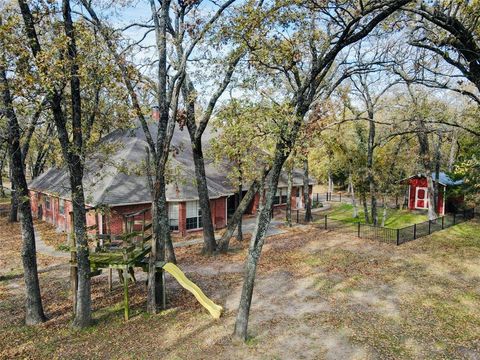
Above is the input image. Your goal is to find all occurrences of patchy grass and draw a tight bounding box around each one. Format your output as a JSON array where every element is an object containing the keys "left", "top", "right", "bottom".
[
  {"left": 1, "top": 216, "right": 480, "bottom": 359},
  {"left": 325, "top": 203, "right": 428, "bottom": 228}
]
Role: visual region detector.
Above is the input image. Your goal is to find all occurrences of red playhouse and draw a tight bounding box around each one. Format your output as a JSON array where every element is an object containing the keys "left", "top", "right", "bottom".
[{"left": 403, "top": 172, "right": 464, "bottom": 216}]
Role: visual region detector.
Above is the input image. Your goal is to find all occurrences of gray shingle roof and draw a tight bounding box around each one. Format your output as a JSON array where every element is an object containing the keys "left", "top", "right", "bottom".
[{"left": 29, "top": 123, "right": 314, "bottom": 206}]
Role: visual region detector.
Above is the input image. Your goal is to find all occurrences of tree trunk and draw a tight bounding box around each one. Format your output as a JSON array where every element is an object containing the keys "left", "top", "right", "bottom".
[
  {"left": 1, "top": 55, "right": 46, "bottom": 325},
  {"left": 147, "top": 192, "right": 166, "bottom": 313},
  {"left": 381, "top": 196, "right": 387, "bottom": 227},
  {"left": 447, "top": 130, "right": 458, "bottom": 172},
  {"left": 303, "top": 159, "right": 312, "bottom": 222},
  {"left": 286, "top": 168, "right": 292, "bottom": 227},
  {"left": 233, "top": 147, "right": 286, "bottom": 341},
  {"left": 70, "top": 173, "right": 91, "bottom": 328},
  {"left": 415, "top": 114, "right": 437, "bottom": 220},
  {"left": 0, "top": 148, "right": 6, "bottom": 198},
  {"left": 433, "top": 133, "right": 442, "bottom": 213},
  {"left": 328, "top": 171, "right": 333, "bottom": 193},
  {"left": 0, "top": 171, "right": 5, "bottom": 198},
  {"left": 217, "top": 179, "right": 260, "bottom": 253},
  {"left": 349, "top": 175, "right": 358, "bottom": 218},
  {"left": 361, "top": 191, "right": 370, "bottom": 224},
  {"left": 237, "top": 175, "right": 243, "bottom": 241},
  {"left": 366, "top": 107, "right": 378, "bottom": 226},
  {"left": 9, "top": 180, "right": 18, "bottom": 222},
  {"left": 191, "top": 140, "right": 217, "bottom": 254}
]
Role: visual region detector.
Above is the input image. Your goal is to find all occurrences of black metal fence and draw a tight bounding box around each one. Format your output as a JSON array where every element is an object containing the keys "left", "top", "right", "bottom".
[
  {"left": 312, "top": 192, "right": 396, "bottom": 208},
  {"left": 312, "top": 192, "right": 351, "bottom": 204},
  {"left": 292, "top": 207, "right": 475, "bottom": 245}
]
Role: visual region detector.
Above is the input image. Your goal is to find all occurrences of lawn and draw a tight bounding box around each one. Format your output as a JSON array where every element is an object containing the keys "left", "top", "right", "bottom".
[
  {"left": 1, "top": 216, "right": 479, "bottom": 359},
  {"left": 325, "top": 203, "right": 429, "bottom": 228}
]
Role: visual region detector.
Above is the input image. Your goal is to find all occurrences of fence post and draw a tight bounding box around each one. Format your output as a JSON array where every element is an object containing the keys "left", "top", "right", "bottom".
[
  {"left": 296, "top": 209, "right": 299, "bottom": 224},
  {"left": 316, "top": 193, "right": 319, "bottom": 203},
  {"left": 413, "top": 224, "right": 417, "bottom": 240},
  {"left": 396, "top": 229, "right": 400, "bottom": 246},
  {"left": 324, "top": 215, "right": 327, "bottom": 230},
  {"left": 428, "top": 220, "right": 431, "bottom": 235},
  {"left": 442, "top": 216, "right": 444, "bottom": 229},
  {"left": 357, "top": 222, "right": 360, "bottom": 237}
]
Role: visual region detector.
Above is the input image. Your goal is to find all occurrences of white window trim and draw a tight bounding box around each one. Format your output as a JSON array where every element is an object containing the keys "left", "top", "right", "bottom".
[
  {"left": 169, "top": 203, "right": 180, "bottom": 231},
  {"left": 58, "top": 198, "right": 65, "bottom": 217},
  {"left": 186, "top": 201, "right": 202, "bottom": 230},
  {"left": 415, "top": 187, "right": 429, "bottom": 209}
]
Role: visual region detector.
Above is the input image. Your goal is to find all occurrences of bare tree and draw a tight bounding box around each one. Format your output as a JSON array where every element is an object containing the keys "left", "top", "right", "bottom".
[{"left": 233, "top": 0, "right": 412, "bottom": 341}]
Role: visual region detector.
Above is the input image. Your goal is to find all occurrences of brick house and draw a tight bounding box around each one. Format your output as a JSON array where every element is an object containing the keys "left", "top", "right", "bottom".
[
  {"left": 404, "top": 172, "right": 464, "bottom": 216},
  {"left": 29, "top": 123, "right": 314, "bottom": 237}
]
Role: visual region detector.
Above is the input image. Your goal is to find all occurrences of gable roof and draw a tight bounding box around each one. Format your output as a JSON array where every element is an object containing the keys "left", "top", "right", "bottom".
[
  {"left": 29, "top": 123, "right": 314, "bottom": 206},
  {"left": 403, "top": 172, "right": 464, "bottom": 187}
]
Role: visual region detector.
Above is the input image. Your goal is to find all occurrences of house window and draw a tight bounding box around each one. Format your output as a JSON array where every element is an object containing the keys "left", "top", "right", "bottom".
[
  {"left": 273, "top": 189, "right": 280, "bottom": 205},
  {"left": 45, "top": 196, "right": 51, "bottom": 210},
  {"left": 59, "top": 199, "right": 65, "bottom": 216},
  {"left": 169, "top": 203, "right": 179, "bottom": 231},
  {"left": 274, "top": 189, "right": 287, "bottom": 205},
  {"left": 186, "top": 201, "right": 202, "bottom": 230}
]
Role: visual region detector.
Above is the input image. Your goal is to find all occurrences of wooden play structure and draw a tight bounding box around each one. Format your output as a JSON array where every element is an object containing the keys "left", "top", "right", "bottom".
[{"left": 69, "top": 208, "right": 222, "bottom": 320}]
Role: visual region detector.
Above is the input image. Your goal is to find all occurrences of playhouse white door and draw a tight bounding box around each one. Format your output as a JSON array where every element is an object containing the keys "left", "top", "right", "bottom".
[{"left": 415, "top": 187, "right": 429, "bottom": 209}]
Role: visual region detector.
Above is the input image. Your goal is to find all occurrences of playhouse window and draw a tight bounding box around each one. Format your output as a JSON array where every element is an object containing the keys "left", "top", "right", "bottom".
[
  {"left": 169, "top": 203, "right": 179, "bottom": 231},
  {"left": 59, "top": 199, "right": 65, "bottom": 215},
  {"left": 45, "top": 196, "right": 51, "bottom": 210},
  {"left": 186, "top": 201, "right": 202, "bottom": 230}
]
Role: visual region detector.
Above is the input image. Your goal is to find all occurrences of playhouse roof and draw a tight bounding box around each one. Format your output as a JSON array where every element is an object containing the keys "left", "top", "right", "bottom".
[
  {"left": 404, "top": 172, "right": 464, "bottom": 187},
  {"left": 29, "top": 123, "right": 314, "bottom": 206}
]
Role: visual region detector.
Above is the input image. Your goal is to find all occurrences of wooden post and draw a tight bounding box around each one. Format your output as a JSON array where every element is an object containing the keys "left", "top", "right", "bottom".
[
  {"left": 428, "top": 220, "right": 431, "bottom": 234},
  {"left": 442, "top": 216, "right": 445, "bottom": 229},
  {"left": 413, "top": 224, "right": 417, "bottom": 240},
  {"left": 396, "top": 229, "right": 400, "bottom": 246},
  {"left": 108, "top": 268, "right": 113, "bottom": 291},
  {"left": 324, "top": 215, "right": 327, "bottom": 230},
  {"left": 357, "top": 222, "right": 360, "bottom": 237},
  {"left": 296, "top": 209, "right": 299, "bottom": 224}
]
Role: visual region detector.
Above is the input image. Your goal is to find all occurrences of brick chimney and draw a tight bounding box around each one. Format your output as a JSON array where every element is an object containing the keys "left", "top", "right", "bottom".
[{"left": 152, "top": 106, "right": 160, "bottom": 121}]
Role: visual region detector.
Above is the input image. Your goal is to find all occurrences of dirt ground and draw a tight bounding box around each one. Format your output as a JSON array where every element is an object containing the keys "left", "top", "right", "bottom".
[{"left": 1, "top": 216, "right": 480, "bottom": 359}]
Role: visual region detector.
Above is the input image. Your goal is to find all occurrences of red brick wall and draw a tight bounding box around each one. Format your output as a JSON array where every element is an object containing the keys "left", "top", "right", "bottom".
[
  {"left": 107, "top": 204, "right": 152, "bottom": 235},
  {"left": 211, "top": 197, "right": 226, "bottom": 229},
  {"left": 28, "top": 191, "right": 231, "bottom": 237},
  {"left": 29, "top": 191, "right": 73, "bottom": 232},
  {"left": 290, "top": 187, "right": 297, "bottom": 210}
]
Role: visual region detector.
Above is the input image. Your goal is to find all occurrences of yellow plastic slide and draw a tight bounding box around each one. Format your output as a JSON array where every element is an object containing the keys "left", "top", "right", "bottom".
[{"left": 162, "top": 262, "right": 223, "bottom": 319}]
